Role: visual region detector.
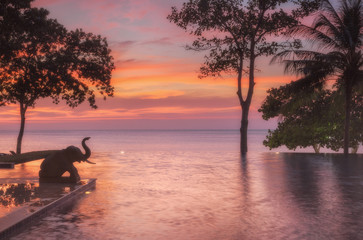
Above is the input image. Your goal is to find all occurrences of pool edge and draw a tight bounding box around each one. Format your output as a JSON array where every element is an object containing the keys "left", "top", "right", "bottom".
[{"left": 0, "top": 178, "right": 96, "bottom": 240}]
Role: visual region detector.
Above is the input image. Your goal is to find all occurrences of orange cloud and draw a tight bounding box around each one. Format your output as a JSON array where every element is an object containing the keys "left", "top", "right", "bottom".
[
  {"left": 10, "top": 0, "right": 296, "bottom": 130},
  {"left": 139, "top": 90, "right": 185, "bottom": 100}
]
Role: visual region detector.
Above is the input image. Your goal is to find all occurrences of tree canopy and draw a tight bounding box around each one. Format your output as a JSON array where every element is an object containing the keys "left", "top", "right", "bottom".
[
  {"left": 259, "top": 88, "right": 363, "bottom": 153},
  {"left": 168, "top": 0, "right": 320, "bottom": 153},
  {"left": 267, "top": 0, "right": 363, "bottom": 154},
  {"left": 0, "top": 0, "right": 115, "bottom": 153}
]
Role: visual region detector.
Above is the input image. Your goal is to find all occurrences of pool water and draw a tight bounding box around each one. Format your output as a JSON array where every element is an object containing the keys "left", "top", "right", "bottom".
[{"left": 0, "top": 130, "right": 362, "bottom": 239}]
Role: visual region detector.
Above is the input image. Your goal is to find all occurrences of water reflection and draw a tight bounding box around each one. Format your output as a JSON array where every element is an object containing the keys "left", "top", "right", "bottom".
[
  {"left": 283, "top": 154, "right": 321, "bottom": 213},
  {"left": 0, "top": 181, "right": 80, "bottom": 219},
  {"left": 269, "top": 153, "right": 363, "bottom": 239},
  {"left": 4, "top": 151, "right": 363, "bottom": 240},
  {"left": 234, "top": 153, "right": 363, "bottom": 239},
  {"left": 239, "top": 154, "right": 250, "bottom": 199},
  {"left": 0, "top": 183, "right": 34, "bottom": 207},
  {"left": 331, "top": 156, "right": 363, "bottom": 239}
]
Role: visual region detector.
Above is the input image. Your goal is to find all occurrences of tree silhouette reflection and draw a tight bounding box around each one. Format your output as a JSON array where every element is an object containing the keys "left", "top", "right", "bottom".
[
  {"left": 0, "top": 182, "right": 77, "bottom": 209},
  {"left": 0, "top": 183, "right": 36, "bottom": 207}
]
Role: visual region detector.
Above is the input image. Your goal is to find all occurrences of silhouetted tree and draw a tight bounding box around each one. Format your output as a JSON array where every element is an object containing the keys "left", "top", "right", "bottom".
[
  {"left": 168, "top": 0, "right": 319, "bottom": 153},
  {"left": 259, "top": 87, "right": 362, "bottom": 153},
  {"left": 0, "top": 0, "right": 114, "bottom": 153},
  {"left": 271, "top": 0, "right": 363, "bottom": 154}
]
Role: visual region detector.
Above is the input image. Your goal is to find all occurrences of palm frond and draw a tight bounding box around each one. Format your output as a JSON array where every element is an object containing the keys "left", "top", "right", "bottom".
[
  {"left": 272, "top": 49, "right": 323, "bottom": 63},
  {"left": 313, "top": 13, "right": 343, "bottom": 46},
  {"left": 289, "top": 25, "right": 341, "bottom": 50},
  {"left": 340, "top": 0, "right": 363, "bottom": 49},
  {"left": 282, "top": 57, "right": 334, "bottom": 77},
  {"left": 320, "top": 0, "right": 344, "bottom": 27},
  {"left": 268, "top": 0, "right": 363, "bottom": 154}
]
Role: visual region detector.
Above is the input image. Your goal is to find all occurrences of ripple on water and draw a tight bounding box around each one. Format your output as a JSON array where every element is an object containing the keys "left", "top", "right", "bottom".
[{"left": 1, "top": 131, "right": 362, "bottom": 240}]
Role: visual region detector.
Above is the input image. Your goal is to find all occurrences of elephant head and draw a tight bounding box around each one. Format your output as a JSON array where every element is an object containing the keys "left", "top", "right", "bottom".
[{"left": 65, "top": 137, "right": 95, "bottom": 164}]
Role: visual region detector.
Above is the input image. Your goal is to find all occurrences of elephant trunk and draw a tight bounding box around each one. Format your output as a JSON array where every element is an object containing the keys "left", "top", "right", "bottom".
[
  {"left": 82, "top": 137, "right": 95, "bottom": 164},
  {"left": 82, "top": 137, "right": 91, "bottom": 160}
]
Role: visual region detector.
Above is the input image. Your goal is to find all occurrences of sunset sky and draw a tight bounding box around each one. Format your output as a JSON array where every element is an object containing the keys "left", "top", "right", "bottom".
[{"left": 0, "top": 0, "right": 300, "bottom": 130}]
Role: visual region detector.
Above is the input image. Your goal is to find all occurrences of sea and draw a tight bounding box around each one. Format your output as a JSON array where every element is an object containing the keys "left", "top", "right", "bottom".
[{"left": 0, "top": 129, "right": 362, "bottom": 240}]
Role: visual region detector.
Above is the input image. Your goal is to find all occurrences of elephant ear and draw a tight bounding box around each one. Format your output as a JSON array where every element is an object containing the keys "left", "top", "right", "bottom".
[{"left": 65, "top": 146, "right": 81, "bottom": 163}]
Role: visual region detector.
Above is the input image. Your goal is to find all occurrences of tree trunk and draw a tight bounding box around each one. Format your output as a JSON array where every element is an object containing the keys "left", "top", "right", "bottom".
[
  {"left": 313, "top": 144, "right": 320, "bottom": 153},
  {"left": 236, "top": 50, "right": 255, "bottom": 154},
  {"left": 240, "top": 103, "right": 250, "bottom": 153},
  {"left": 236, "top": 52, "right": 247, "bottom": 154},
  {"left": 242, "top": 48, "right": 256, "bottom": 154},
  {"left": 16, "top": 103, "right": 27, "bottom": 154},
  {"left": 351, "top": 145, "right": 358, "bottom": 154},
  {"left": 343, "top": 81, "right": 352, "bottom": 155}
]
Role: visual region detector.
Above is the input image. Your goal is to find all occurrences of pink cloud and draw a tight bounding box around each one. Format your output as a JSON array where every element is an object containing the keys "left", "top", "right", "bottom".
[
  {"left": 33, "top": 0, "right": 72, "bottom": 7},
  {"left": 11, "top": 0, "right": 292, "bottom": 131},
  {"left": 141, "top": 37, "right": 173, "bottom": 46}
]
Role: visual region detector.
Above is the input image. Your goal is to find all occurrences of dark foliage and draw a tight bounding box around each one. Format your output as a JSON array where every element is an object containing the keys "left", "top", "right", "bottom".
[
  {"left": 0, "top": 0, "right": 115, "bottom": 153},
  {"left": 168, "top": 0, "right": 319, "bottom": 153},
  {"left": 268, "top": 0, "right": 363, "bottom": 154},
  {"left": 260, "top": 88, "right": 362, "bottom": 153}
]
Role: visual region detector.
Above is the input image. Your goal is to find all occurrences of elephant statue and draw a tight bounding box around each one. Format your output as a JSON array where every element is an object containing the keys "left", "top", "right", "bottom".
[{"left": 39, "top": 137, "right": 95, "bottom": 183}]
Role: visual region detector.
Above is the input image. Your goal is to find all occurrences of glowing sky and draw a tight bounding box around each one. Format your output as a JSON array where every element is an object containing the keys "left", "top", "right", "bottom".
[{"left": 0, "top": 0, "right": 299, "bottom": 130}]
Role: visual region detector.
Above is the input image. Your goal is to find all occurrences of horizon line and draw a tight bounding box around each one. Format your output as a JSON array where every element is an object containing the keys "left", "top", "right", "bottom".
[{"left": 0, "top": 128, "right": 270, "bottom": 132}]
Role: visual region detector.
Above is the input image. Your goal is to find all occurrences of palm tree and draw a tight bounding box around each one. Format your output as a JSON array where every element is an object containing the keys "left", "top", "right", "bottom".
[{"left": 273, "top": 0, "right": 363, "bottom": 154}]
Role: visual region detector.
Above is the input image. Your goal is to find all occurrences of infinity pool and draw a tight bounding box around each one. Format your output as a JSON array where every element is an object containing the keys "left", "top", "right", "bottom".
[{"left": 0, "top": 130, "right": 361, "bottom": 239}]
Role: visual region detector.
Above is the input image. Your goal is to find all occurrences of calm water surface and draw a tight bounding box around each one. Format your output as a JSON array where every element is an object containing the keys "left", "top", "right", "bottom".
[{"left": 0, "top": 130, "right": 362, "bottom": 240}]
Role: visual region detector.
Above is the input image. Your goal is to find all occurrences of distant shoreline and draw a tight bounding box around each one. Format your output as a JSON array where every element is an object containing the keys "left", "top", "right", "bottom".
[{"left": 0, "top": 129, "right": 269, "bottom": 132}]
